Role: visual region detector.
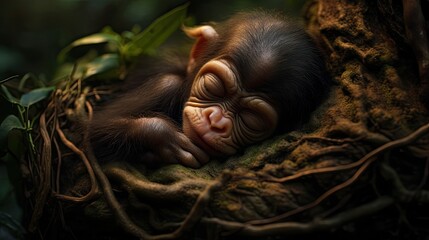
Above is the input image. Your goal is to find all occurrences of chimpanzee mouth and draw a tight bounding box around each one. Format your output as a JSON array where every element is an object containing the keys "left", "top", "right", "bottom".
[
  {"left": 186, "top": 125, "right": 223, "bottom": 157},
  {"left": 183, "top": 108, "right": 236, "bottom": 157}
]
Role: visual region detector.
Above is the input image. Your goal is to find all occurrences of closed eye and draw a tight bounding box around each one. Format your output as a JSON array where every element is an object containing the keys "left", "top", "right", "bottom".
[
  {"left": 202, "top": 73, "right": 225, "bottom": 98},
  {"left": 239, "top": 110, "right": 265, "bottom": 132}
]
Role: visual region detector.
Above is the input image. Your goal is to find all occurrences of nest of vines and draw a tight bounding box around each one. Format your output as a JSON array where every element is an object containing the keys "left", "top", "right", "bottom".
[{"left": 25, "top": 0, "right": 429, "bottom": 239}]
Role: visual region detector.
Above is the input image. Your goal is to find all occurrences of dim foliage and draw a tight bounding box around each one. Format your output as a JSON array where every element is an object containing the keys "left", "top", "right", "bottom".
[{"left": 0, "top": 4, "right": 189, "bottom": 239}]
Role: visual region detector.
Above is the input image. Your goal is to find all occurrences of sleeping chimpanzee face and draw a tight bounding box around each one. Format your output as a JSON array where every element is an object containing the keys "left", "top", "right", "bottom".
[{"left": 182, "top": 59, "right": 278, "bottom": 156}]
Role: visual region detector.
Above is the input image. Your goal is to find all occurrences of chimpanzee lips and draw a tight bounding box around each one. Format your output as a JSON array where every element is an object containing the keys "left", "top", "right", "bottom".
[
  {"left": 188, "top": 127, "right": 220, "bottom": 156},
  {"left": 183, "top": 111, "right": 236, "bottom": 156}
]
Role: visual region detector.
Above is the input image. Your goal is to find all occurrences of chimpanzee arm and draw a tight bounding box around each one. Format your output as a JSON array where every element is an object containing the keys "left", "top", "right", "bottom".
[
  {"left": 89, "top": 115, "right": 208, "bottom": 168},
  {"left": 88, "top": 72, "right": 209, "bottom": 168}
]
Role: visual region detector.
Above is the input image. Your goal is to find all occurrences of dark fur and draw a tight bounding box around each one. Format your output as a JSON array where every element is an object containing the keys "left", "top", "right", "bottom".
[
  {"left": 88, "top": 11, "right": 330, "bottom": 163},
  {"left": 88, "top": 57, "right": 190, "bottom": 162}
]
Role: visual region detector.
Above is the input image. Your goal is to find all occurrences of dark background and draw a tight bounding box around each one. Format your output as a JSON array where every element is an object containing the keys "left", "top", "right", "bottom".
[{"left": 0, "top": 0, "right": 306, "bottom": 82}]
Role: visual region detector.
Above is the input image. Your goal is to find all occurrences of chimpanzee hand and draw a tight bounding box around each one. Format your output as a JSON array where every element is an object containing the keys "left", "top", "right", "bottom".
[{"left": 139, "top": 117, "right": 209, "bottom": 168}]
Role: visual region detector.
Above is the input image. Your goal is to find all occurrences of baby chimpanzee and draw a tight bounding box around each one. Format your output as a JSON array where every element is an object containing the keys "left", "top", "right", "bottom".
[{"left": 88, "top": 11, "right": 330, "bottom": 168}]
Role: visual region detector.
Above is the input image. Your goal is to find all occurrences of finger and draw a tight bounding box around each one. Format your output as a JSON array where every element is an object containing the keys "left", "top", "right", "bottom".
[
  {"left": 177, "top": 133, "right": 210, "bottom": 164},
  {"left": 175, "top": 149, "right": 201, "bottom": 168}
]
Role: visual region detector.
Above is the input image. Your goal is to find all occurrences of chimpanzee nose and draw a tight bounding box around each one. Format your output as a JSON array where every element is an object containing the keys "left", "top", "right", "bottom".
[{"left": 202, "top": 106, "right": 232, "bottom": 136}]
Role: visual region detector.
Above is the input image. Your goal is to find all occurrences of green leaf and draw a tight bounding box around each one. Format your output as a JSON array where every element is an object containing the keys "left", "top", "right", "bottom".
[
  {"left": 123, "top": 3, "right": 189, "bottom": 59},
  {"left": 0, "top": 115, "right": 24, "bottom": 132},
  {"left": 19, "top": 87, "right": 54, "bottom": 107},
  {"left": 53, "top": 54, "right": 120, "bottom": 82},
  {"left": 0, "top": 115, "right": 24, "bottom": 147},
  {"left": 58, "top": 32, "right": 121, "bottom": 62},
  {"left": 83, "top": 54, "right": 120, "bottom": 79},
  {"left": 1, "top": 85, "right": 19, "bottom": 104},
  {"left": 53, "top": 63, "right": 82, "bottom": 83}
]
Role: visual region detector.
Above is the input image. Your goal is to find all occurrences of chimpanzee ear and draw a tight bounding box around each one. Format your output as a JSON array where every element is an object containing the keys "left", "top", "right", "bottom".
[{"left": 183, "top": 25, "right": 218, "bottom": 72}]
